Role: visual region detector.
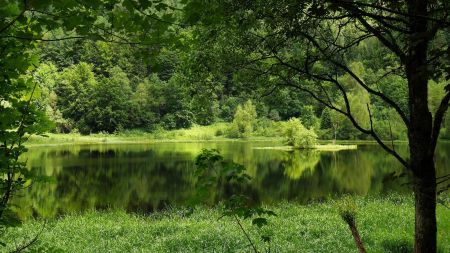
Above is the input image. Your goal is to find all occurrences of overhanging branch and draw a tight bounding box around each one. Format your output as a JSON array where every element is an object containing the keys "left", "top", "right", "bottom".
[{"left": 430, "top": 91, "right": 450, "bottom": 153}]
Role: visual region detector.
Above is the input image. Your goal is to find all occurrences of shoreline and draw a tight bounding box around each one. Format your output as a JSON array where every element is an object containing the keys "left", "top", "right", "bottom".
[{"left": 25, "top": 133, "right": 411, "bottom": 148}]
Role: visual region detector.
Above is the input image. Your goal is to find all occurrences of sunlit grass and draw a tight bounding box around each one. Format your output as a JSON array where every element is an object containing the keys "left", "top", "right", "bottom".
[
  {"left": 26, "top": 123, "right": 286, "bottom": 146},
  {"left": 152, "top": 122, "right": 230, "bottom": 140},
  {"left": 253, "top": 144, "right": 358, "bottom": 151},
  {"left": 315, "top": 144, "right": 358, "bottom": 151},
  {"left": 25, "top": 124, "right": 445, "bottom": 147},
  {"left": 3, "top": 195, "right": 449, "bottom": 252}
]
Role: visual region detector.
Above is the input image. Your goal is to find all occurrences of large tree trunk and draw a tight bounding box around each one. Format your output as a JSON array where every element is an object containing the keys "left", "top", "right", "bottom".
[
  {"left": 407, "top": 55, "right": 438, "bottom": 253},
  {"left": 412, "top": 161, "right": 437, "bottom": 253},
  {"left": 406, "top": 1, "right": 438, "bottom": 252},
  {"left": 407, "top": 66, "right": 438, "bottom": 253},
  {"left": 408, "top": 81, "right": 438, "bottom": 253}
]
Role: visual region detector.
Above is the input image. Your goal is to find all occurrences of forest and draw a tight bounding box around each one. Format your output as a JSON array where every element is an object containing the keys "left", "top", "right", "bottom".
[
  {"left": 31, "top": 31, "right": 450, "bottom": 141},
  {"left": 1, "top": 0, "right": 450, "bottom": 253}
]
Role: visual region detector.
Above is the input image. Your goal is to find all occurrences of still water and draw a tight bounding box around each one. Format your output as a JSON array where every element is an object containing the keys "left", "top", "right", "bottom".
[{"left": 16, "top": 141, "right": 450, "bottom": 219}]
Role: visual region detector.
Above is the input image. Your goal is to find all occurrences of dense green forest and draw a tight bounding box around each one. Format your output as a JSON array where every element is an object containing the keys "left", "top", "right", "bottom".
[{"left": 31, "top": 29, "right": 450, "bottom": 140}]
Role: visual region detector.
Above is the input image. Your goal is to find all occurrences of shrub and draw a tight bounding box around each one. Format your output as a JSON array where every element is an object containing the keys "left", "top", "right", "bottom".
[
  {"left": 174, "top": 110, "right": 194, "bottom": 129},
  {"left": 281, "top": 118, "right": 318, "bottom": 148},
  {"left": 226, "top": 123, "right": 241, "bottom": 138},
  {"left": 162, "top": 114, "right": 177, "bottom": 130},
  {"left": 215, "top": 129, "right": 224, "bottom": 136},
  {"left": 254, "top": 118, "right": 284, "bottom": 137},
  {"left": 268, "top": 109, "right": 281, "bottom": 121}
]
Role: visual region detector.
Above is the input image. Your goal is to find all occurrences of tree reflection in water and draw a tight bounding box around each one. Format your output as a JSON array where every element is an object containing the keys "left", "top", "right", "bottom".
[{"left": 12, "top": 141, "right": 449, "bottom": 220}]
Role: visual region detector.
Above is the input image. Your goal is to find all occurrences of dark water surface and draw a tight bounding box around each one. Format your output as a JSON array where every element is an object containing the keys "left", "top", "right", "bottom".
[{"left": 16, "top": 141, "right": 450, "bottom": 219}]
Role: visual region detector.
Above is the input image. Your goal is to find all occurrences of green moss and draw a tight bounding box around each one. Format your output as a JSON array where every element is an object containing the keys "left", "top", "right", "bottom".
[{"left": 3, "top": 196, "right": 449, "bottom": 252}]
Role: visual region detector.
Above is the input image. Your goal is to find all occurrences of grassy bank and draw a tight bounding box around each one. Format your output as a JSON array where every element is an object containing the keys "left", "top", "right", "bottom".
[
  {"left": 26, "top": 123, "right": 225, "bottom": 146},
  {"left": 25, "top": 123, "right": 409, "bottom": 147},
  {"left": 253, "top": 144, "right": 358, "bottom": 151},
  {"left": 3, "top": 196, "right": 449, "bottom": 252},
  {"left": 26, "top": 123, "right": 284, "bottom": 146}
]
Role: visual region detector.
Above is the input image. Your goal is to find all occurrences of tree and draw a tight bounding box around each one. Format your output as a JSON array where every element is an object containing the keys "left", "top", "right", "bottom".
[
  {"left": 0, "top": 0, "right": 54, "bottom": 243},
  {"left": 183, "top": 1, "right": 450, "bottom": 252},
  {"left": 298, "top": 105, "right": 320, "bottom": 130},
  {"left": 89, "top": 67, "right": 133, "bottom": 133},
  {"left": 322, "top": 107, "right": 347, "bottom": 142},
  {"left": 0, "top": 0, "right": 177, "bottom": 246},
  {"left": 32, "top": 63, "right": 70, "bottom": 132},
  {"left": 55, "top": 62, "right": 97, "bottom": 134},
  {"left": 190, "top": 87, "right": 221, "bottom": 125},
  {"left": 228, "top": 100, "right": 257, "bottom": 138},
  {"left": 282, "top": 118, "right": 318, "bottom": 149}
]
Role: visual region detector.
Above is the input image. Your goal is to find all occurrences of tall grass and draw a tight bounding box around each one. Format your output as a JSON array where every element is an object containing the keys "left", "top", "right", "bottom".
[
  {"left": 3, "top": 196, "right": 449, "bottom": 252},
  {"left": 151, "top": 123, "right": 230, "bottom": 140},
  {"left": 26, "top": 123, "right": 287, "bottom": 146},
  {"left": 26, "top": 123, "right": 232, "bottom": 146}
]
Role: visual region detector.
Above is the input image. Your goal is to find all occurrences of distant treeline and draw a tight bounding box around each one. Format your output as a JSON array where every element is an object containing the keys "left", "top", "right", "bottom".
[{"left": 31, "top": 31, "right": 450, "bottom": 140}]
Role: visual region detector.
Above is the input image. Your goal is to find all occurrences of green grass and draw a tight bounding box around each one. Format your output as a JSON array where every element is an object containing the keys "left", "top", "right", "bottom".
[
  {"left": 315, "top": 144, "right": 358, "bottom": 151},
  {"left": 253, "top": 144, "right": 358, "bottom": 151},
  {"left": 150, "top": 122, "right": 230, "bottom": 140},
  {"left": 25, "top": 124, "right": 390, "bottom": 147},
  {"left": 26, "top": 123, "right": 229, "bottom": 146},
  {"left": 25, "top": 123, "right": 286, "bottom": 147},
  {"left": 3, "top": 196, "right": 449, "bottom": 252}
]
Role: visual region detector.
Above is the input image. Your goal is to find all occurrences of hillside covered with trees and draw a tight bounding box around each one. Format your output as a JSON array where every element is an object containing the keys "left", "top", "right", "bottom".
[{"left": 31, "top": 28, "right": 450, "bottom": 140}]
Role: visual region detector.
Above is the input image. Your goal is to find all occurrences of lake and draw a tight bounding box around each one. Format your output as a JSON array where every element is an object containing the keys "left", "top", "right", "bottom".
[{"left": 15, "top": 141, "right": 450, "bottom": 219}]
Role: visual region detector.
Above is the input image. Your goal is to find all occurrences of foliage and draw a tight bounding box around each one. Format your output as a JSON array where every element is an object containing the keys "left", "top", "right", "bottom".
[
  {"left": 1, "top": 196, "right": 449, "bottom": 252},
  {"left": 0, "top": 0, "right": 51, "bottom": 245},
  {"left": 194, "top": 149, "right": 276, "bottom": 252},
  {"left": 89, "top": 67, "right": 133, "bottom": 133},
  {"left": 28, "top": 28, "right": 447, "bottom": 141},
  {"left": 32, "top": 62, "right": 70, "bottom": 133},
  {"left": 0, "top": 83, "right": 51, "bottom": 241},
  {"left": 281, "top": 118, "right": 318, "bottom": 149},
  {"left": 181, "top": 1, "right": 450, "bottom": 250},
  {"left": 227, "top": 100, "right": 257, "bottom": 138},
  {"left": 0, "top": 0, "right": 179, "bottom": 248},
  {"left": 33, "top": 61, "right": 195, "bottom": 133},
  {"left": 55, "top": 62, "right": 98, "bottom": 134}
]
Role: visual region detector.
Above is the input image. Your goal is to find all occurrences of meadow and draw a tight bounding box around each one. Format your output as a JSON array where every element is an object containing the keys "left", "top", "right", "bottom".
[{"left": 3, "top": 196, "right": 449, "bottom": 253}]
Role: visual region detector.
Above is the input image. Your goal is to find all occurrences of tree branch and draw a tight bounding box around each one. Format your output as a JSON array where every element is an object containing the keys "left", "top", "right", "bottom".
[
  {"left": 287, "top": 30, "right": 410, "bottom": 128},
  {"left": 0, "top": 0, "right": 27, "bottom": 34},
  {"left": 430, "top": 91, "right": 450, "bottom": 153},
  {"left": 353, "top": 14, "right": 407, "bottom": 63},
  {"left": 269, "top": 63, "right": 409, "bottom": 167}
]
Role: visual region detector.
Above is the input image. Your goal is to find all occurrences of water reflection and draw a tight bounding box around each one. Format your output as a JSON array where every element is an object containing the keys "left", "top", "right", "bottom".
[{"left": 14, "top": 141, "right": 450, "bottom": 219}]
